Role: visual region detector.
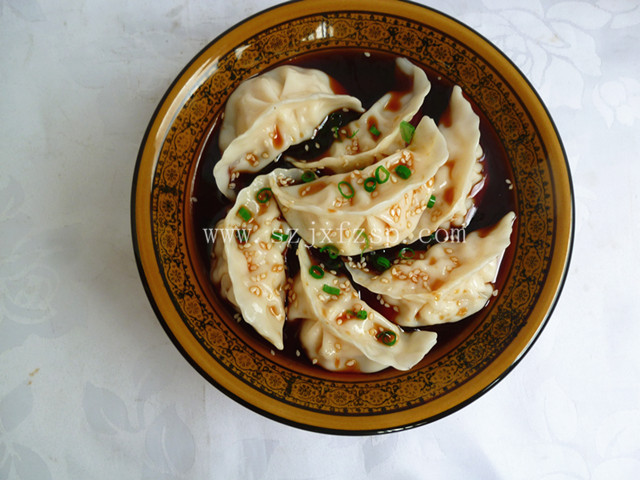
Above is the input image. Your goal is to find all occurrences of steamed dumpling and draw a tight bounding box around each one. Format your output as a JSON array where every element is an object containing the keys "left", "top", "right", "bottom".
[
  {"left": 412, "top": 86, "right": 484, "bottom": 238},
  {"left": 210, "top": 173, "right": 292, "bottom": 349},
  {"left": 289, "top": 57, "right": 431, "bottom": 172},
  {"left": 288, "top": 241, "right": 437, "bottom": 372},
  {"left": 270, "top": 117, "right": 448, "bottom": 256},
  {"left": 214, "top": 65, "right": 363, "bottom": 199},
  {"left": 345, "top": 212, "right": 515, "bottom": 327}
]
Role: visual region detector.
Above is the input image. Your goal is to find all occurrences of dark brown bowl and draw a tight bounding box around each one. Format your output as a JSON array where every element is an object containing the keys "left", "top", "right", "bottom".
[{"left": 132, "top": 0, "right": 573, "bottom": 434}]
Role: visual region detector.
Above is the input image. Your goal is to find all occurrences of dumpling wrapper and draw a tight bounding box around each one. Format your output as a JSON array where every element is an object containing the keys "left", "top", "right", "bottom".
[
  {"left": 271, "top": 117, "right": 448, "bottom": 256},
  {"left": 412, "top": 86, "right": 484, "bottom": 238},
  {"left": 288, "top": 241, "right": 437, "bottom": 372},
  {"left": 214, "top": 65, "right": 363, "bottom": 199},
  {"left": 346, "top": 212, "right": 515, "bottom": 327},
  {"left": 210, "top": 173, "right": 292, "bottom": 349},
  {"left": 289, "top": 57, "right": 431, "bottom": 173}
]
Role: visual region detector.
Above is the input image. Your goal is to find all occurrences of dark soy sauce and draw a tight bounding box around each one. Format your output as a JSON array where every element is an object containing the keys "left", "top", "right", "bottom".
[{"left": 189, "top": 49, "right": 517, "bottom": 369}]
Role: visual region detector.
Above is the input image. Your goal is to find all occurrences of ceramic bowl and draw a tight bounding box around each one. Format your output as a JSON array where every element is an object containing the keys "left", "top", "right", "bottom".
[{"left": 132, "top": 0, "right": 573, "bottom": 434}]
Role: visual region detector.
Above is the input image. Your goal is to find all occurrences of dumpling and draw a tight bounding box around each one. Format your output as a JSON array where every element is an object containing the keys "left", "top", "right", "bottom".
[
  {"left": 289, "top": 57, "right": 431, "bottom": 172},
  {"left": 214, "top": 65, "right": 363, "bottom": 199},
  {"left": 210, "top": 173, "right": 292, "bottom": 349},
  {"left": 412, "top": 86, "right": 485, "bottom": 238},
  {"left": 287, "top": 241, "right": 437, "bottom": 372},
  {"left": 345, "top": 212, "right": 516, "bottom": 327},
  {"left": 270, "top": 117, "right": 448, "bottom": 256}
]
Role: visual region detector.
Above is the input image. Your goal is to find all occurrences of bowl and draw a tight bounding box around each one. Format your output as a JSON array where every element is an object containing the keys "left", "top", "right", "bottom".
[{"left": 132, "top": 0, "right": 573, "bottom": 434}]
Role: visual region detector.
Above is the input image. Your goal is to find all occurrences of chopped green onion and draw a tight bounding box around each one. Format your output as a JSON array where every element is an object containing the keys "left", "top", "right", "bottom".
[
  {"left": 398, "top": 247, "right": 415, "bottom": 260},
  {"left": 427, "top": 194, "right": 436, "bottom": 208},
  {"left": 356, "top": 230, "right": 370, "bottom": 252},
  {"left": 375, "top": 166, "right": 390, "bottom": 184},
  {"left": 346, "top": 309, "right": 356, "bottom": 317},
  {"left": 348, "top": 129, "right": 359, "bottom": 138},
  {"left": 309, "top": 265, "right": 324, "bottom": 279},
  {"left": 237, "top": 206, "right": 252, "bottom": 222},
  {"left": 271, "top": 231, "right": 289, "bottom": 242},
  {"left": 376, "top": 330, "right": 397, "bottom": 346},
  {"left": 373, "top": 255, "right": 391, "bottom": 271},
  {"left": 369, "top": 124, "right": 381, "bottom": 136},
  {"left": 235, "top": 229, "right": 250, "bottom": 244},
  {"left": 395, "top": 164, "right": 412, "bottom": 179},
  {"left": 256, "top": 187, "right": 272, "bottom": 203},
  {"left": 320, "top": 244, "right": 340, "bottom": 259},
  {"left": 356, "top": 310, "right": 368, "bottom": 319},
  {"left": 322, "top": 284, "right": 341, "bottom": 296},
  {"left": 338, "top": 181, "right": 355, "bottom": 199},
  {"left": 301, "top": 171, "right": 316, "bottom": 183},
  {"left": 364, "top": 177, "right": 377, "bottom": 192},
  {"left": 400, "top": 120, "right": 416, "bottom": 144}
]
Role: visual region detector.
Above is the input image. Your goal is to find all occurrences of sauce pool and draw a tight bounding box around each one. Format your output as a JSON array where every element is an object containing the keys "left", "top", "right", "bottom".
[{"left": 189, "top": 49, "right": 517, "bottom": 368}]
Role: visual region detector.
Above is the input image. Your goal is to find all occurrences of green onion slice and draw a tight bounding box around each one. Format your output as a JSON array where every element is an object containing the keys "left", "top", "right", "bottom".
[
  {"left": 398, "top": 247, "right": 415, "bottom": 260},
  {"left": 369, "top": 124, "right": 381, "bottom": 136},
  {"left": 320, "top": 244, "right": 340, "bottom": 259},
  {"left": 356, "top": 230, "right": 370, "bottom": 252},
  {"left": 376, "top": 330, "right": 397, "bottom": 346},
  {"left": 395, "top": 164, "right": 412, "bottom": 179},
  {"left": 364, "top": 177, "right": 377, "bottom": 192},
  {"left": 375, "top": 166, "right": 390, "bottom": 184},
  {"left": 255, "top": 187, "right": 272, "bottom": 203},
  {"left": 356, "top": 310, "right": 368, "bottom": 319},
  {"left": 322, "top": 284, "right": 341, "bottom": 296},
  {"left": 309, "top": 265, "right": 324, "bottom": 279},
  {"left": 338, "top": 181, "right": 355, "bottom": 199},
  {"left": 427, "top": 194, "right": 436, "bottom": 208},
  {"left": 271, "top": 231, "right": 289, "bottom": 242},
  {"left": 348, "top": 129, "right": 359, "bottom": 139},
  {"left": 237, "top": 206, "right": 252, "bottom": 222},
  {"left": 400, "top": 120, "right": 416, "bottom": 144},
  {"left": 301, "top": 171, "right": 316, "bottom": 183},
  {"left": 235, "top": 229, "right": 250, "bottom": 244},
  {"left": 373, "top": 255, "right": 391, "bottom": 271}
]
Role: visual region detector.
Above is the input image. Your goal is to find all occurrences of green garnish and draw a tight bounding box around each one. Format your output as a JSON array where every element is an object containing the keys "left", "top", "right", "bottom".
[
  {"left": 398, "top": 247, "right": 415, "bottom": 260},
  {"left": 320, "top": 244, "right": 340, "bottom": 259},
  {"left": 364, "top": 177, "right": 377, "bottom": 192},
  {"left": 427, "top": 194, "right": 436, "bottom": 208},
  {"left": 322, "top": 284, "right": 341, "bottom": 296},
  {"left": 256, "top": 187, "right": 272, "bottom": 203},
  {"left": 395, "top": 164, "right": 412, "bottom": 179},
  {"left": 356, "top": 310, "right": 368, "bottom": 320},
  {"left": 375, "top": 166, "right": 390, "bottom": 184},
  {"left": 338, "top": 181, "right": 355, "bottom": 199},
  {"left": 348, "top": 129, "right": 359, "bottom": 138},
  {"left": 331, "top": 125, "right": 339, "bottom": 138},
  {"left": 369, "top": 124, "right": 381, "bottom": 136},
  {"left": 235, "top": 229, "right": 250, "bottom": 244},
  {"left": 400, "top": 120, "right": 416, "bottom": 144},
  {"left": 373, "top": 255, "right": 391, "bottom": 271},
  {"left": 237, "top": 206, "right": 252, "bottom": 222},
  {"left": 309, "top": 265, "right": 324, "bottom": 279},
  {"left": 376, "top": 330, "right": 397, "bottom": 346},
  {"left": 357, "top": 230, "right": 370, "bottom": 252},
  {"left": 301, "top": 171, "right": 316, "bottom": 183},
  {"left": 270, "top": 231, "right": 289, "bottom": 242}
]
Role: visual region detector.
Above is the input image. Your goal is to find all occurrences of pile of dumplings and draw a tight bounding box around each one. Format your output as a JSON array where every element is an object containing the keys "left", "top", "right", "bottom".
[{"left": 210, "top": 56, "right": 515, "bottom": 373}]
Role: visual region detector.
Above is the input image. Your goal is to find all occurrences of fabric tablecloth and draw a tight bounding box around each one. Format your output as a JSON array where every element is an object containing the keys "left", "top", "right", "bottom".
[{"left": 2, "top": 0, "right": 639, "bottom": 478}]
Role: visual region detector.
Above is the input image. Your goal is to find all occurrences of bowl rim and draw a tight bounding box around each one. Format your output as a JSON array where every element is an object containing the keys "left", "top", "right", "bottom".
[{"left": 131, "top": 0, "right": 574, "bottom": 434}]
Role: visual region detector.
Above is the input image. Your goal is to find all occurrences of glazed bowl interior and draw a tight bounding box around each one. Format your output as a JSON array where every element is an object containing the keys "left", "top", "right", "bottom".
[{"left": 132, "top": 0, "right": 573, "bottom": 434}]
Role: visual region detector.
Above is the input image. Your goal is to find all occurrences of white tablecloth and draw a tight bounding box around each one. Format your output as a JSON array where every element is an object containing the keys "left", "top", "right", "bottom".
[{"left": 2, "top": 0, "right": 639, "bottom": 478}]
